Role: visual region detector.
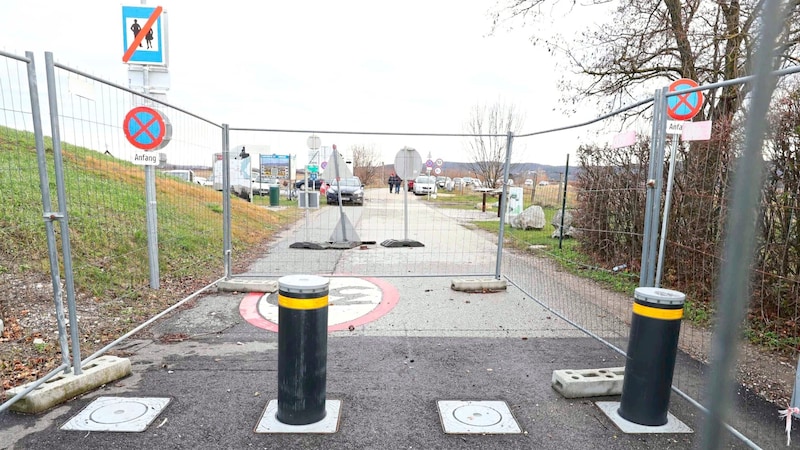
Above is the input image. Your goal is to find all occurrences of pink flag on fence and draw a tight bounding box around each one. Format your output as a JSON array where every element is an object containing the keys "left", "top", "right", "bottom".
[
  {"left": 611, "top": 130, "right": 637, "bottom": 148},
  {"left": 682, "top": 121, "right": 713, "bottom": 141}
]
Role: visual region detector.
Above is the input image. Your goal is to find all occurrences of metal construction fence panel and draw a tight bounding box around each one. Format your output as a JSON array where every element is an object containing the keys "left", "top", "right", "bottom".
[
  {"left": 227, "top": 129, "right": 505, "bottom": 279},
  {"left": 3, "top": 42, "right": 800, "bottom": 447},
  {"left": 502, "top": 65, "right": 800, "bottom": 448},
  {"left": 45, "top": 60, "right": 226, "bottom": 292},
  {"left": 0, "top": 50, "right": 78, "bottom": 392}
]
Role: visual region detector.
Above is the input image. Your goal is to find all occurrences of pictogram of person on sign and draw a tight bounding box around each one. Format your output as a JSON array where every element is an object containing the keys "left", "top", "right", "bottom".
[
  {"left": 130, "top": 19, "right": 143, "bottom": 47},
  {"left": 145, "top": 28, "right": 154, "bottom": 49}
]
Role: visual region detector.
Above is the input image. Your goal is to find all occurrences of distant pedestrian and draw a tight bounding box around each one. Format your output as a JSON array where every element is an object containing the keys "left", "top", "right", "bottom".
[{"left": 388, "top": 173, "right": 400, "bottom": 193}]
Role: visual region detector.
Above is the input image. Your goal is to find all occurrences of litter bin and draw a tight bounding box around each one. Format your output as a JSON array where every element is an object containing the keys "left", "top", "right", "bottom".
[{"left": 269, "top": 186, "right": 280, "bottom": 206}]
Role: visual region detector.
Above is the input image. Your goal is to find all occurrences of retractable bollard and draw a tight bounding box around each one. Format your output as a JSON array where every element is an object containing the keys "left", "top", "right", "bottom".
[
  {"left": 276, "top": 275, "right": 329, "bottom": 425},
  {"left": 618, "top": 287, "right": 685, "bottom": 426}
]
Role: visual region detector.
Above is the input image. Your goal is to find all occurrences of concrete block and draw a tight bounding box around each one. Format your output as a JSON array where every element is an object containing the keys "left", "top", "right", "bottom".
[
  {"left": 552, "top": 367, "right": 624, "bottom": 398},
  {"left": 7, "top": 355, "right": 132, "bottom": 414},
  {"left": 450, "top": 279, "right": 507, "bottom": 292},
  {"left": 217, "top": 278, "right": 278, "bottom": 293}
]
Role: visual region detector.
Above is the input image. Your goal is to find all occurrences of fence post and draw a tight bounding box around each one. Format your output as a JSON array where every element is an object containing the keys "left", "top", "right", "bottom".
[
  {"left": 640, "top": 87, "right": 668, "bottom": 287},
  {"left": 27, "top": 51, "right": 71, "bottom": 371},
  {"left": 495, "top": 131, "right": 514, "bottom": 279},
  {"left": 558, "top": 154, "right": 570, "bottom": 250},
  {"left": 222, "top": 124, "right": 232, "bottom": 279},
  {"left": 700, "top": 0, "right": 784, "bottom": 445},
  {"left": 44, "top": 52, "right": 82, "bottom": 375}
]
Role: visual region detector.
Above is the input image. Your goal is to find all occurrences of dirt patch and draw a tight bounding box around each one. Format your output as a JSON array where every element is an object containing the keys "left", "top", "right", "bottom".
[{"left": 0, "top": 240, "right": 271, "bottom": 399}]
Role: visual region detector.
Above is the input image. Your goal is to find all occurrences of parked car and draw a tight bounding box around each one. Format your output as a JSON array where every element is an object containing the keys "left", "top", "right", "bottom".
[
  {"left": 538, "top": 180, "right": 549, "bottom": 186},
  {"left": 162, "top": 169, "right": 195, "bottom": 183},
  {"left": 524, "top": 179, "right": 534, "bottom": 186},
  {"left": 252, "top": 176, "right": 280, "bottom": 195},
  {"left": 413, "top": 175, "right": 437, "bottom": 195},
  {"left": 326, "top": 176, "right": 364, "bottom": 205},
  {"left": 295, "top": 178, "right": 326, "bottom": 190},
  {"left": 436, "top": 176, "right": 451, "bottom": 188},
  {"left": 452, "top": 177, "right": 463, "bottom": 188}
]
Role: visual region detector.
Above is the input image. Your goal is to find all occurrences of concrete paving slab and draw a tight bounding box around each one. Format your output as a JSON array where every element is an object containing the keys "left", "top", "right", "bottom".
[{"left": 596, "top": 401, "right": 693, "bottom": 434}]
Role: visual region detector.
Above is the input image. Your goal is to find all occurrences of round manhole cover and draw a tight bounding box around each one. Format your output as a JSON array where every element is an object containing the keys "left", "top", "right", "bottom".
[
  {"left": 452, "top": 404, "right": 503, "bottom": 427},
  {"left": 90, "top": 401, "right": 149, "bottom": 424}
]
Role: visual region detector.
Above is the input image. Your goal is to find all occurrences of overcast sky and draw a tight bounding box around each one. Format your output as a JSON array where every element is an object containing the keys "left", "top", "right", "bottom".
[{"left": 0, "top": 0, "right": 610, "bottom": 168}]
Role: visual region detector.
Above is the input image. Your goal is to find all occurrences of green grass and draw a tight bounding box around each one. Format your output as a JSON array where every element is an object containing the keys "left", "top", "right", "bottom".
[
  {"left": 0, "top": 125, "right": 295, "bottom": 302},
  {"left": 471, "top": 207, "right": 640, "bottom": 296}
]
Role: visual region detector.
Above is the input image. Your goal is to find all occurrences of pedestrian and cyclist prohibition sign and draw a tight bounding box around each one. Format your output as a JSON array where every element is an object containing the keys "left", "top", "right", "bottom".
[
  {"left": 667, "top": 78, "right": 703, "bottom": 121},
  {"left": 123, "top": 106, "right": 172, "bottom": 150}
]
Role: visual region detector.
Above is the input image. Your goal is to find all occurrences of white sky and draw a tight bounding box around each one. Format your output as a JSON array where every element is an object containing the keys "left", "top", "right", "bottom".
[{"left": 0, "top": 0, "right": 610, "bottom": 168}]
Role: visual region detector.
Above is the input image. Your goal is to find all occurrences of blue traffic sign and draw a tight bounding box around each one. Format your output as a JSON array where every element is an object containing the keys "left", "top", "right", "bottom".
[
  {"left": 123, "top": 106, "right": 170, "bottom": 150},
  {"left": 122, "top": 5, "right": 167, "bottom": 65}
]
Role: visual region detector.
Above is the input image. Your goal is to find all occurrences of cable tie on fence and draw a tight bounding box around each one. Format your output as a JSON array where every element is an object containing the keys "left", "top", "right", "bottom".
[{"left": 778, "top": 406, "right": 799, "bottom": 446}]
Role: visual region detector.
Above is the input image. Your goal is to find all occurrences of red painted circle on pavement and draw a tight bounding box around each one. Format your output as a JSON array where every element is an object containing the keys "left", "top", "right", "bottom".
[{"left": 239, "top": 277, "right": 399, "bottom": 332}]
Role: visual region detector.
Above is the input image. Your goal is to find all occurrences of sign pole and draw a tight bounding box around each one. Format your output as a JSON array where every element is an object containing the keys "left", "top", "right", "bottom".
[
  {"left": 140, "top": 33, "right": 160, "bottom": 290},
  {"left": 380, "top": 147, "right": 423, "bottom": 248},
  {"left": 655, "top": 135, "right": 680, "bottom": 288},
  {"left": 305, "top": 135, "right": 321, "bottom": 243},
  {"left": 654, "top": 78, "right": 704, "bottom": 287}
]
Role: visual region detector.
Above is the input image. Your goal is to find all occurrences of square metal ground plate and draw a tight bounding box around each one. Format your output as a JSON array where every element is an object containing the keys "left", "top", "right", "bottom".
[
  {"left": 596, "top": 401, "right": 693, "bottom": 434},
  {"left": 61, "top": 397, "right": 171, "bottom": 432},
  {"left": 255, "top": 399, "right": 341, "bottom": 433},
  {"left": 437, "top": 400, "right": 521, "bottom": 434}
]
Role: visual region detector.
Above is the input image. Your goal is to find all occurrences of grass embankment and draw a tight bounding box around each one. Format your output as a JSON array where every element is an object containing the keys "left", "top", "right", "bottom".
[{"left": 0, "top": 125, "right": 297, "bottom": 390}]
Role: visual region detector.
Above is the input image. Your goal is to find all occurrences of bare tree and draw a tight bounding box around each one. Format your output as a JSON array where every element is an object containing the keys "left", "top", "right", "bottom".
[
  {"left": 351, "top": 144, "right": 381, "bottom": 186},
  {"left": 464, "top": 102, "right": 524, "bottom": 187},
  {"left": 493, "top": 0, "right": 800, "bottom": 120}
]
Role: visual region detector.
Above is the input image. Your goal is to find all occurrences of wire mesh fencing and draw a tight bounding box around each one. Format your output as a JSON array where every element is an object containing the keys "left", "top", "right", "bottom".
[
  {"left": 226, "top": 128, "right": 506, "bottom": 279},
  {"left": 500, "top": 65, "right": 800, "bottom": 447},
  {"left": 3, "top": 38, "right": 800, "bottom": 447},
  {"left": 48, "top": 60, "right": 224, "bottom": 287},
  {"left": 1, "top": 49, "right": 74, "bottom": 392}
]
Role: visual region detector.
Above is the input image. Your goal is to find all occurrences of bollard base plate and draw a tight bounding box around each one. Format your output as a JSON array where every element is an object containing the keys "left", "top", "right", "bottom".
[
  {"left": 595, "top": 401, "right": 692, "bottom": 434},
  {"left": 255, "top": 399, "right": 341, "bottom": 434}
]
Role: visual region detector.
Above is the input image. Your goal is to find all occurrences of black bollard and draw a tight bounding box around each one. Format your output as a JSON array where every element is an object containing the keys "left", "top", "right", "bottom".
[
  {"left": 276, "top": 274, "right": 329, "bottom": 425},
  {"left": 618, "top": 287, "right": 685, "bottom": 426}
]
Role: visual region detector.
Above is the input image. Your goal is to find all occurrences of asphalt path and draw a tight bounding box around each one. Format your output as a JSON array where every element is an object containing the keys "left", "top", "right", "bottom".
[{"left": 0, "top": 188, "right": 777, "bottom": 449}]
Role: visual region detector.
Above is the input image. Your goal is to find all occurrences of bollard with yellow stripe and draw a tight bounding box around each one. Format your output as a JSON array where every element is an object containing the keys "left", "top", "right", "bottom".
[
  {"left": 618, "top": 287, "right": 685, "bottom": 427},
  {"left": 276, "top": 274, "right": 330, "bottom": 426}
]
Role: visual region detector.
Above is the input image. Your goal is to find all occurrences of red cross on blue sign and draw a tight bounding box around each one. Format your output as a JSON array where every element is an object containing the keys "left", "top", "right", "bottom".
[
  {"left": 123, "top": 106, "right": 169, "bottom": 151},
  {"left": 667, "top": 78, "right": 703, "bottom": 121}
]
